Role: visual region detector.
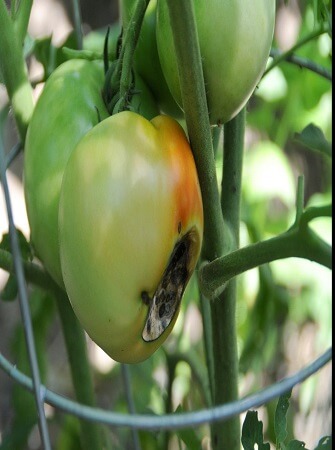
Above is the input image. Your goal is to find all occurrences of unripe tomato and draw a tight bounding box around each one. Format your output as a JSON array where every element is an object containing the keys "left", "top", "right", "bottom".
[
  {"left": 156, "top": 0, "right": 276, "bottom": 125},
  {"left": 24, "top": 59, "right": 158, "bottom": 286},
  {"left": 120, "top": 0, "right": 182, "bottom": 117},
  {"left": 59, "top": 111, "right": 203, "bottom": 363}
]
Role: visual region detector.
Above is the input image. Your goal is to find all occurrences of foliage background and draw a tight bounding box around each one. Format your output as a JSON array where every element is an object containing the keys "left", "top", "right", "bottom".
[{"left": 0, "top": 0, "right": 332, "bottom": 449}]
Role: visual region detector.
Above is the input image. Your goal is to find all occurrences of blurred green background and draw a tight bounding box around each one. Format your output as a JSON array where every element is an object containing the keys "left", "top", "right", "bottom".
[{"left": 0, "top": 0, "right": 332, "bottom": 449}]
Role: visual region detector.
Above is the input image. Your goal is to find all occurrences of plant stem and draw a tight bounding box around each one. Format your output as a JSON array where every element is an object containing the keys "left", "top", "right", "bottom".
[
  {"left": 12, "top": 0, "right": 33, "bottom": 45},
  {"left": 71, "top": 0, "right": 83, "bottom": 50},
  {"left": 165, "top": 0, "right": 226, "bottom": 260},
  {"left": 121, "top": 364, "right": 141, "bottom": 450},
  {"left": 0, "top": 248, "right": 58, "bottom": 293},
  {"left": 209, "top": 110, "right": 245, "bottom": 449},
  {"left": 115, "top": 0, "right": 150, "bottom": 113},
  {"left": 166, "top": 2, "right": 239, "bottom": 449},
  {"left": 0, "top": 1, "right": 34, "bottom": 141},
  {"left": 56, "top": 292, "right": 105, "bottom": 450},
  {"left": 263, "top": 25, "right": 329, "bottom": 78},
  {"left": 269, "top": 48, "right": 332, "bottom": 81},
  {"left": 199, "top": 226, "right": 332, "bottom": 300}
]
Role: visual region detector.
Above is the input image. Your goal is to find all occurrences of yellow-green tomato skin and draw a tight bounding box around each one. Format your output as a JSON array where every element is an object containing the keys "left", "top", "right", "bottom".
[
  {"left": 59, "top": 111, "right": 203, "bottom": 363},
  {"left": 24, "top": 59, "right": 158, "bottom": 287},
  {"left": 156, "top": 0, "right": 276, "bottom": 125}
]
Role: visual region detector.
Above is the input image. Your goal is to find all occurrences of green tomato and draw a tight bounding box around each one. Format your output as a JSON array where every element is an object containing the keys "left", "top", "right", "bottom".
[
  {"left": 156, "top": 0, "right": 276, "bottom": 125},
  {"left": 24, "top": 59, "right": 158, "bottom": 287},
  {"left": 59, "top": 111, "right": 203, "bottom": 363},
  {"left": 120, "top": 0, "right": 182, "bottom": 117}
]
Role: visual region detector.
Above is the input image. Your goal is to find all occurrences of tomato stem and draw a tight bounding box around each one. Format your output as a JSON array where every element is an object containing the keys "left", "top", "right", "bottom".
[
  {"left": 199, "top": 219, "right": 332, "bottom": 300},
  {"left": 12, "top": 0, "right": 32, "bottom": 45},
  {"left": 70, "top": 0, "right": 83, "bottom": 50},
  {"left": 166, "top": 1, "right": 241, "bottom": 449},
  {"left": 206, "top": 110, "right": 245, "bottom": 450},
  {"left": 165, "top": 0, "right": 226, "bottom": 259},
  {"left": 263, "top": 24, "right": 330, "bottom": 78},
  {"left": 56, "top": 291, "right": 106, "bottom": 450},
  {"left": 103, "top": 0, "right": 150, "bottom": 114}
]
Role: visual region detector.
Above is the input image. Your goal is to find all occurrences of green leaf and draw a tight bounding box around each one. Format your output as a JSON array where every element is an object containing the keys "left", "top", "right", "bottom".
[
  {"left": 294, "top": 124, "right": 332, "bottom": 159},
  {"left": 174, "top": 405, "right": 202, "bottom": 450},
  {"left": 241, "top": 411, "right": 270, "bottom": 450},
  {"left": 0, "top": 229, "right": 32, "bottom": 261},
  {"left": 0, "top": 274, "right": 18, "bottom": 301},
  {"left": 274, "top": 390, "right": 292, "bottom": 446},
  {"left": 314, "top": 436, "right": 332, "bottom": 450},
  {"left": 33, "top": 31, "right": 77, "bottom": 79}
]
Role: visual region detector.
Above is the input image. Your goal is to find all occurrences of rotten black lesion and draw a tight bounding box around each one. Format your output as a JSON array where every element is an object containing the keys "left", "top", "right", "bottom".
[{"left": 142, "top": 232, "right": 193, "bottom": 342}]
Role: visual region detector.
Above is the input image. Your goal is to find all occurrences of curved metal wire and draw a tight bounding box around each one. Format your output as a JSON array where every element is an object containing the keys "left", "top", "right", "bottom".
[
  {"left": 0, "top": 348, "right": 331, "bottom": 430},
  {"left": 0, "top": 136, "right": 332, "bottom": 439}
]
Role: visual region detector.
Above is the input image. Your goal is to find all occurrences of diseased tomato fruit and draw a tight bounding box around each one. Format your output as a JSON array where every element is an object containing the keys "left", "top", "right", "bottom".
[
  {"left": 24, "top": 59, "right": 158, "bottom": 287},
  {"left": 156, "top": 0, "right": 276, "bottom": 125},
  {"left": 58, "top": 111, "right": 203, "bottom": 363}
]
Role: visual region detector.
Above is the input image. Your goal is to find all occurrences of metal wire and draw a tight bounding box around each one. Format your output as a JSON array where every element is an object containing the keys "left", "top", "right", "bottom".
[
  {"left": 0, "top": 140, "right": 52, "bottom": 450},
  {"left": 0, "top": 348, "right": 331, "bottom": 431}
]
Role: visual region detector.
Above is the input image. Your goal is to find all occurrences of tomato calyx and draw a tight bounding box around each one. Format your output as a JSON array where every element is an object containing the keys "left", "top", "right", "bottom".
[
  {"left": 142, "top": 228, "right": 198, "bottom": 342},
  {"left": 102, "top": 29, "right": 139, "bottom": 115}
]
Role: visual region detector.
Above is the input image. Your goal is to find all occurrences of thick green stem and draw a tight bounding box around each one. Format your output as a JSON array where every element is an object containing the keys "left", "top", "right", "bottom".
[
  {"left": 166, "top": 2, "right": 239, "bottom": 449},
  {"left": 165, "top": 0, "right": 226, "bottom": 261},
  {"left": 47, "top": 296, "right": 106, "bottom": 448},
  {"left": 12, "top": 0, "right": 33, "bottom": 45},
  {"left": 221, "top": 109, "right": 245, "bottom": 249},
  {"left": 0, "top": 1, "right": 34, "bottom": 141},
  {"left": 56, "top": 292, "right": 105, "bottom": 450},
  {"left": 209, "top": 111, "right": 245, "bottom": 450},
  {"left": 71, "top": 0, "right": 83, "bottom": 50}
]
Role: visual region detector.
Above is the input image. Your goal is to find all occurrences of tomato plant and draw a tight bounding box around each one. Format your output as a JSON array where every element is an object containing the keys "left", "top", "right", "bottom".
[
  {"left": 58, "top": 111, "right": 203, "bottom": 363},
  {"left": 156, "top": 0, "right": 276, "bottom": 125},
  {"left": 24, "top": 58, "right": 159, "bottom": 287},
  {"left": 0, "top": 0, "right": 331, "bottom": 449}
]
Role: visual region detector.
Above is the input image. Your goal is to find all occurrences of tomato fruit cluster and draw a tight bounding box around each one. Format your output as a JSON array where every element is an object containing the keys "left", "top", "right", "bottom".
[
  {"left": 24, "top": 59, "right": 158, "bottom": 287},
  {"left": 24, "top": 0, "right": 275, "bottom": 362},
  {"left": 24, "top": 57, "right": 203, "bottom": 364}
]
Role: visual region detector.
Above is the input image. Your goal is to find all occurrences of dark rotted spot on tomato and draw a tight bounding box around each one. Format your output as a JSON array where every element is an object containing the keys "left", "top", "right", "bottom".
[
  {"left": 146, "top": 319, "right": 151, "bottom": 334},
  {"left": 142, "top": 229, "right": 197, "bottom": 342},
  {"left": 141, "top": 291, "right": 151, "bottom": 305},
  {"left": 159, "top": 304, "right": 165, "bottom": 318}
]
